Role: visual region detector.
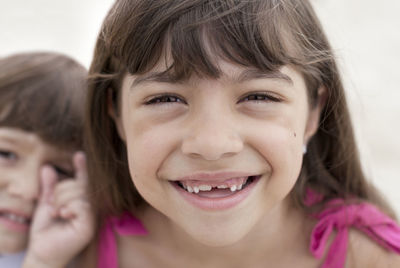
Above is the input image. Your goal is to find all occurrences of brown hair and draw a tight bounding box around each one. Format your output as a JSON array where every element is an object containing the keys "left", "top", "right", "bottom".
[
  {"left": 0, "top": 52, "right": 87, "bottom": 151},
  {"left": 86, "top": 0, "right": 394, "bottom": 219}
]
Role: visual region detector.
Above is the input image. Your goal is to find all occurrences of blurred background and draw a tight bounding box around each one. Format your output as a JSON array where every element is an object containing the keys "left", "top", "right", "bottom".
[
  {"left": 0, "top": 0, "right": 399, "bottom": 214},
  {"left": 313, "top": 0, "right": 400, "bottom": 214}
]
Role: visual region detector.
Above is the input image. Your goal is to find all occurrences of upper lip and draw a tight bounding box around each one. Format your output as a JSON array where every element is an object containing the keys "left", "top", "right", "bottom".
[{"left": 173, "top": 171, "right": 259, "bottom": 182}]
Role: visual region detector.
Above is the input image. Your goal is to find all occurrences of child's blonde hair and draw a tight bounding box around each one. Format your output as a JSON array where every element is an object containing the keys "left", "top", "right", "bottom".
[{"left": 86, "top": 0, "right": 393, "bottom": 218}]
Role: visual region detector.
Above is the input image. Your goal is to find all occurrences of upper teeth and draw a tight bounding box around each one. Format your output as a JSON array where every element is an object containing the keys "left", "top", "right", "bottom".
[
  {"left": 3, "top": 213, "right": 28, "bottom": 224},
  {"left": 182, "top": 182, "right": 245, "bottom": 193},
  {"left": 199, "top": 185, "right": 212, "bottom": 191}
]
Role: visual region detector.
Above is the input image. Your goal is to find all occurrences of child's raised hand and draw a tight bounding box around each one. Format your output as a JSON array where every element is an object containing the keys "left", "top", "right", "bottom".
[{"left": 23, "top": 152, "right": 94, "bottom": 268}]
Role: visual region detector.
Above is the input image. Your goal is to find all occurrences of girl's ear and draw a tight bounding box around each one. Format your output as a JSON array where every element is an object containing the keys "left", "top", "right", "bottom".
[
  {"left": 107, "top": 88, "right": 126, "bottom": 142},
  {"left": 304, "top": 86, "right": 327, "bottom": 143}
]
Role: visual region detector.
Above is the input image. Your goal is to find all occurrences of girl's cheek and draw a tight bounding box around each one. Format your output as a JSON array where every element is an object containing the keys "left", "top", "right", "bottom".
[
  {"left": 248, "top": 121, "right": 303, "bottom": 170},
  {"left": 127, "top": 122, "right": 179, "bottom": 174},
  {"left": 250, "top": 125, "right": 304, "bottom": 200}
]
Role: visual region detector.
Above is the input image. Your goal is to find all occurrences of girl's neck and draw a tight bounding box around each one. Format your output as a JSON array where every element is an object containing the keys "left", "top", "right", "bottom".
[{"left": 132, "top": 198, "right": 314, "bottom": 267}]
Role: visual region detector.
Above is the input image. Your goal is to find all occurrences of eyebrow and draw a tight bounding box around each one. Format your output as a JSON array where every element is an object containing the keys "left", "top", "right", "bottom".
[
  {"left": 131, "top": 72, "right": 176, "bottom": 87},
  {"left": 234, "top": 69, "right": 293, "bottom": 85},
  {"left": 0, "top": 134, "right": 20, "bottom": 144},
  {"left": 130, "top": 69, "right": 293, "bottom": 88},
  {"left": 0, "top": 133, "right": 33, "bottom": 149}
]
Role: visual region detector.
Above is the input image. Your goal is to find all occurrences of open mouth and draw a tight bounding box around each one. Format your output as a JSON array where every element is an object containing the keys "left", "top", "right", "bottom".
[
  {"left": 0, "top": 211, "right": 31, "bottom": 232},
  {"left": 0, "top": 212, "right": 30, "bottom": 224},
  {"left": 172, "top": 175, "right": 262, "bottom": 201}
]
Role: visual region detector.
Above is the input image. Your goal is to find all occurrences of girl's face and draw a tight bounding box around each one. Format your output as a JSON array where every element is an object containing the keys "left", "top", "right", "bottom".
[
  {"left": 0, "top": 128, "right": 74, "bottom": 253},
  {"left": 114, "top": 61, "right": 323, "bottom": 246}
]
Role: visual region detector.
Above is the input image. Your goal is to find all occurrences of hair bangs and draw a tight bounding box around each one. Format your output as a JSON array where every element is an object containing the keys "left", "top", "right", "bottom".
[
  {"left": 0, "top": 53, "right": 86, "bottom": 150},
  {"left": 0, "top": 82, "right": 83, "bottom": 150},
  {"left": 104, "top": 0, "right": 302, "bottom": 82}
]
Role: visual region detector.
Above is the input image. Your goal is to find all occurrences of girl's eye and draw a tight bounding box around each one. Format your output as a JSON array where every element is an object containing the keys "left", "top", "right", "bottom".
[
  {"left": 0, "top": 150, "right": 18, "bottom": 162},
  {"left": 53, "top": 166, "right": 74, "bottom": 181},
  {"left": 239, "top": 93, "right": 281, "bottom": 103},
  {"left": 145, "top": 94, "right": 186, "bottom": 105}
]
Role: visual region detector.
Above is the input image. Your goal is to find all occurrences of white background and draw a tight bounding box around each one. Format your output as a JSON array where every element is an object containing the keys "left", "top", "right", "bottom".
[{"left": 1, "top": 0, "right": 399, "bottom": 214}]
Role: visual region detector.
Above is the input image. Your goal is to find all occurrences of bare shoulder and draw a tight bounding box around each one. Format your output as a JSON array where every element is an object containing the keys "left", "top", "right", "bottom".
[{"left": 346, "top": 229, "right": 400, "bottom": 268}]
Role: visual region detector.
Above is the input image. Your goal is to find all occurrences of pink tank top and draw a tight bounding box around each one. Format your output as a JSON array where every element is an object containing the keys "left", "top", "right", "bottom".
[
  {"left": 98, "top": 213, "right": 148, "bottom": 268},
  {"left": 98, "top": 193, "right": 400, "bottom": 268}
]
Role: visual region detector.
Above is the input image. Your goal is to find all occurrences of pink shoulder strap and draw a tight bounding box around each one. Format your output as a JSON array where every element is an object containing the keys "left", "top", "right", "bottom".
[
  {"left": 98, "top": 212, "right": 148, "bottom": 268},
  {"left": 308, "top": 194, "right": 400, "bottom": 268},
  {"left": 97, "top": 194, "right": 400, "bottom": 268}
]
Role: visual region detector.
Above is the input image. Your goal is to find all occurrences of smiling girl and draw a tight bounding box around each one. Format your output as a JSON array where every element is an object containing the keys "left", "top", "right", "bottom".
[
  {"left": 83, "top": 1, "right": 400, "bottom": 267},
  {"left": 0, "top": 52, "right": 93, "bottom": 268}
]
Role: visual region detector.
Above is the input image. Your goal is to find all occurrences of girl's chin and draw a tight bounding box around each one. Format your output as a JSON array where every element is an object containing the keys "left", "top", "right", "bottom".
[
  {"left": 179, "top": 221, "right": 253, "bottom": 248},
  {"left": 0, "top": 240, "right": 26, "bottom": 255}
]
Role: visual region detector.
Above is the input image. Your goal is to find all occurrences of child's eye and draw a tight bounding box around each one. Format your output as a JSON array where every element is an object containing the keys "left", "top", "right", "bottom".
[
  {"left": 239, "top": 92, "right": 281, "bottom": 103},
  {"left": 53, "top": 166, "right": 74, "bottom": 181},
  {"left": 0, "top": 150, "right": 18, "bottom": 162},
  {"left": 145, "top": 94, "right": 186, "bottom": 105}
]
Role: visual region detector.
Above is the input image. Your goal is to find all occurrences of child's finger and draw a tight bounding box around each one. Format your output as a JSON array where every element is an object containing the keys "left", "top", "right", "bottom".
[
  {"left": 39, "top": 165, "right": 58, "bottom": 204},
  {"left": 58, "top": 200, "right": 93, "bottom": 227},
  {"left": 53, "top": 190, "right": 85, "bottom": 210},
  {"left": 59, "top": 206, "right": 76, "bottom": 219},
  {"left": 73, "top": 151, "right": 88, "bottom": 185},
  {"left": 31, "top": 165, "right": 59, "bottom": 230},
  {"left": 53, "top": 180, "right": 85, "bottom": 199},
  {"left": 55, "top": 203, "right": 79, "bottom": 220}
]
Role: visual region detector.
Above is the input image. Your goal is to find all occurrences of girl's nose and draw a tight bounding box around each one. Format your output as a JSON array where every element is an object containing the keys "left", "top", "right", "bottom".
[
  {"left": 7, "top": 164, "right": 41, "bottom": 201},
  {"left": 181, "top": 114, "right": 244, "bottom": 161}
]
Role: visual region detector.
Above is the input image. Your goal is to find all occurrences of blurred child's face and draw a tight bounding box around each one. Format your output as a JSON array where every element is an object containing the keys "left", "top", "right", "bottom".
[
  {"left": 0, "top": 128, "right": 74, "bottom": 253},
  {"left": 114, "top": 61, "right": 322, "bottom": 246}
]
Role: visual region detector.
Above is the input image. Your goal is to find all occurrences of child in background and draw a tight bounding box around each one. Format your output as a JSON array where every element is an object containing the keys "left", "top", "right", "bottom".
[
  {"left": 84, "top": 0, "right": 400, "bottom": 267},
  {"left": 0, "top": 52, "right": 93, "bottom": 268}
]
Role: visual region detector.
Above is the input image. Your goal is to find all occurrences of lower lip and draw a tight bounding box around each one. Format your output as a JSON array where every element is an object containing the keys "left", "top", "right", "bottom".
[
  {"left": 171, "top": 176, "right": 261, "bottom": 210},
  {"left": 0, "top": 215, "right": 29, "bottom": 232}
]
